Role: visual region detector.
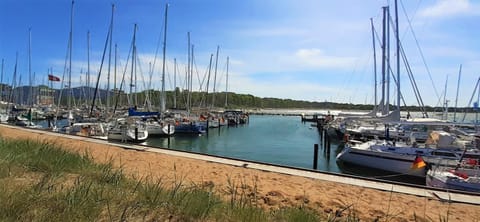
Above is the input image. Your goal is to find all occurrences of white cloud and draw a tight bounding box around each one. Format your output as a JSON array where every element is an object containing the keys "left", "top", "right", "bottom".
[
  {"left": 294, "top": 48, "right": 357, "bottom": 69},
  {"left": 420, "top": 0, "right": 480, "bottom": 18}
]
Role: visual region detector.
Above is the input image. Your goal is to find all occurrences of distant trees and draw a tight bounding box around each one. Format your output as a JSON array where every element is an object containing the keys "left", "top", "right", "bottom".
[{"left": 6, "top": 85, "right": 480, "bottom": 113}]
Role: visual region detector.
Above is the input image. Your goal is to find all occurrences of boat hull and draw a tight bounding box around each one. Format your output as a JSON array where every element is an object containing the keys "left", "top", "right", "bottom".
[
  {"left": 108, "top": 128, "right": 148, "bottom": 142},
  {"left": 147, "top": 123, "right": 175, "bottom": 136},
  {"left": 336, "top": 145, "right": 427, "bottom": 177},
  {"left": 426, "top": 168, "right": 480, "bottom": 192},
  {"left": 175, "top": 122, "right": 206, "bottom": 134}
]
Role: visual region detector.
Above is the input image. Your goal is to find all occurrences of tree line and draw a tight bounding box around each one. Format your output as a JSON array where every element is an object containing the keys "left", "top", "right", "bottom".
[{"left": 2, "top": 84, "right": 478, "bottom": 113}]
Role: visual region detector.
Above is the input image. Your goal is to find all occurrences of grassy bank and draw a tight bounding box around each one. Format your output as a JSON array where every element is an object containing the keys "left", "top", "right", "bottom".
[{"left": 0, "top": 137, "right": 332, "bottom": 221}]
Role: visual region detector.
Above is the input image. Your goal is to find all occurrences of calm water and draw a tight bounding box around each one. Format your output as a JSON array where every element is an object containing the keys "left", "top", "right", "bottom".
[
  {"left": 34, "top": 110, "right": 480, "bottom": 185},
  {"left": 146, "top": 115, "right": 342, "bottom": 172}
]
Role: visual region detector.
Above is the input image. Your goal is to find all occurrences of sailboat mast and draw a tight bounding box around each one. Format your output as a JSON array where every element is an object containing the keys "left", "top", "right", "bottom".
[
  {"left": 225, "top": 56, "right": 229, "bottom": 108},
  {"left": 186, "top": 32, "right": 191, "bottom": 113},
  {"left": 443, "top": 75, "right": 449, "bottom": 120},
  {"left": 28, "top": 28, "right": 33, "bottom": 107},
  {"left": 474, "top": 79, "right": 480, "bottom": 131},
  {"left": 130, "top": 24, "right": 137, "bottom": 106},
  {"left": 381, "top": 6, "right": 387, "bottom": 115},
  {"left": 386, "top": 6, "right": 390, "bottom": 114},
  {"left": 0, "top": 59, "right": 3, "bottom": 102},
  {"left": 370, "top": 18, "right": 377, "bottom": 111},
  {"left": 173, "top": 58, "right": 177, "bottom": 109},
  {"left": 454, "top": 64, "right": 462, "bottom": 122},
  {"left": 68, "top": 0, "right": 74, "bottom": 111},
  {"left": 190, "top": 45, "right": 195, "bottom": 111},
  {"left": 9, "top": 53, "right": 18, "bottom": 110},
  {"left": 87, "top": 31, "right": 91, "bottom": 103},
  {"left": 106, "top": 4, "right": 115, "bottom": 112},
  {"left": 205, "top": 54, "right": 213, "bottom": 108},
  {"left": 212, "top": 45, "right": 219, "bottom": 108},
  {"left": 160, "top": 3, "right": 169, "bottom": 113},
  {"left": 394, "top": 0, "right": 400, "bottom": 110},
  {"left": 89, "top": 6, "right": 114, "bottom": 117},
  {"left": 114, "top": 43, "right": 117, "bottom": 105}
]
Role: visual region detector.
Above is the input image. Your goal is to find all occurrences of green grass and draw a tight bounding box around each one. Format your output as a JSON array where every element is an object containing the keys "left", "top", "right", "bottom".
[
  {"left": 0, "top": 136, "right": 457, "bottom": 221},
  {"left": 0, "top": 137, "right": 331, "bottom": 221}
]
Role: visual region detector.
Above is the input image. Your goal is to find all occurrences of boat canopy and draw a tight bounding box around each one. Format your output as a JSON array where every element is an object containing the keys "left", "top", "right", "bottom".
[{"left": 128, "top": 107, "right": 159, "bottom": 117}]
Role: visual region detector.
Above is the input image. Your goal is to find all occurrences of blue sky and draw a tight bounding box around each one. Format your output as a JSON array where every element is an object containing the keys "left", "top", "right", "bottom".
[{"left": 1, "top": 0, "right": 479, "bottom": 107}]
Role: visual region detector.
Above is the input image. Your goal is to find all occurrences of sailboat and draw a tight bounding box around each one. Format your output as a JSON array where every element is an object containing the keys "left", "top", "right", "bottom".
[
  {"left": 0, "top": 59, "right": 8, "bottom": 122},
  {"left": 138, "top": 4, "right": 175, "bottom": 137},
  {"left": 52, "top": 0, "right": 75, "bottom": 132},
  {"left": 107, "top": 117, "right": 148, "bottom": 142},
  {"left": 107, "top": 23, "right": 149, "bottom": 142},
  {"left": 19, "top": 29, "right": 42, "bottom": 129},
  {"left": 426, "top": 149, "right": 480, "bottom": 192},
  {"left": 326, "top": 7, "right": 402, "bottom": 140},
  {"left": 426, "top": 164, "right": 480, "bottom": 192},
  {"left": 171, "top": 32, "right": 206, "bottom": 135}
]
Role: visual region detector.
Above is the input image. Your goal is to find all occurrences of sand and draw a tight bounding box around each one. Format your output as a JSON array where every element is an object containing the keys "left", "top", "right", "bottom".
[{"left": 1, "top": 125, "right": 479, "bottom": 221}]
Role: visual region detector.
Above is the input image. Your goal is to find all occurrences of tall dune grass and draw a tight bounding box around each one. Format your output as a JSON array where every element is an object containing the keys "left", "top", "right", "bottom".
[{"left": 0, "top": 137, "right": 324, "bottom": 221}]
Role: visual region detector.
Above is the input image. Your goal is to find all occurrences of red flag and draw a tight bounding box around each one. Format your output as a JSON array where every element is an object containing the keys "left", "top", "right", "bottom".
[
  {"left": 411, "top": 155, "right": 426, "bottom": 169},
  {"left": 48, "top": 74, "right": 60, "bottom": 82}
]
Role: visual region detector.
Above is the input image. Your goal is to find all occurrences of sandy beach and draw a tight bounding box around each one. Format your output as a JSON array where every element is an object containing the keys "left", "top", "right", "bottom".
[{"left": 1, "top": 125, "right": 479, "bottom": 221}]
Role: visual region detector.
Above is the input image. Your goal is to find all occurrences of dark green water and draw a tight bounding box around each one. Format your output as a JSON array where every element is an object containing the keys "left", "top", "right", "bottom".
[
  {"left": 146, "top": 115, "right": 342, "bottom": 172},
  {"left": 37, "top": 114, "right": 425, "bottom": 184}
]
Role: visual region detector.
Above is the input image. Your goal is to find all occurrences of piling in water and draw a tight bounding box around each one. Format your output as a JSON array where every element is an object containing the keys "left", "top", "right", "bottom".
[
  {"left": 313, "top": 144, "right": 319, "bottom": 169},
  {"left": 135, "top": 127, "right": 138, "bottom": 141}
]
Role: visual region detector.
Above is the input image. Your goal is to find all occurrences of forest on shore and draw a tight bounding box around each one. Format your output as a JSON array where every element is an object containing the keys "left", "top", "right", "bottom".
[{"left": 3, "top": 84, "right": 474, "bottom": 113}]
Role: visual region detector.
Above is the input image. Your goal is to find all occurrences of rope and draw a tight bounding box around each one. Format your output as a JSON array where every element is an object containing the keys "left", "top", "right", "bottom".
[{"left": 400, "top": 0, "right": 441, "bottom": 105}]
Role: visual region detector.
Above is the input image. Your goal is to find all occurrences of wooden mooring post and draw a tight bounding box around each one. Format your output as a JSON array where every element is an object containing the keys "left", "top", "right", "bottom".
[
  {"left": 167, "top": 124, "right": 171, "bottom": 147},
  {"left": 323, "top": 133, "right": 331, "bottom": 155},
  {"left": 313, "top": 144, "right": 319, "bottom": 169},
  {"left": 326, "top": 136, "right": 331, "bottom": 155},
  {"left": 206, "top": 119, "right": 209, "bottom": 134},
  {"left": 135, "top": 127, "right": 138, "bottom": 141}
]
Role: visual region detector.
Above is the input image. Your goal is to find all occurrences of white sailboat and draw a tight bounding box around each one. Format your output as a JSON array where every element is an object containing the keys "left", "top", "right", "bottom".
[
  {"left": 0, "top": 59, "right": 8, "bottom": 123},
  {"left": 426, "top": 165, "right": 480, "bottom": 192},
  {"left": 155, "top": 3, "right": 175, "bottom": 136},
  {"left": 337, "top": 131, "right": 479, "bottom": 177},
  {"left": 107, "top": 117, "right": 148, "bottom": 142}
]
